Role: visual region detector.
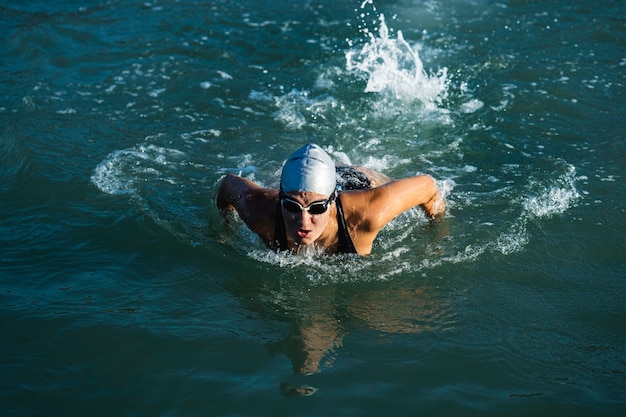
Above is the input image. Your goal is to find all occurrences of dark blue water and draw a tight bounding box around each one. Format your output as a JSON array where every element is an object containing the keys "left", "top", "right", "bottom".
[{"left": 1, "top": 0, "right": 625, "bottom": 415}]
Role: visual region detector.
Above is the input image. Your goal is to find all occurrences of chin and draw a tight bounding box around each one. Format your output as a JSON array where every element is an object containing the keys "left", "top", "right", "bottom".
[
  {"left": 294, "top": 237, "right": 316, "bottom": 247},
  {"left": 291, "top": 232, "right": 320, "bottom": 247}
]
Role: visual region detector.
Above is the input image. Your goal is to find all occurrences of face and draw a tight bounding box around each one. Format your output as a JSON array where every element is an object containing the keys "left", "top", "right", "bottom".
[{"left": 280, "top": 191, "right": 333, "bottom": 248}]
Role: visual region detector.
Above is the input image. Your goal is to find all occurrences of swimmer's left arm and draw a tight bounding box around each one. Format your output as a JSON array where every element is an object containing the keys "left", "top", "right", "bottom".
[
  {"left": 415, "top": 176, "right": 446, "bottom": 220},
  {"left": 367, "top": 175, "right": 445, "bottom": 229}
]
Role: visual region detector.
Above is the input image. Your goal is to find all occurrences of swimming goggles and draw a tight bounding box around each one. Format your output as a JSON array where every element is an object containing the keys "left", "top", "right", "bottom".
[{"left": 280, "top": 192, "right": 336, "bottom": 215}]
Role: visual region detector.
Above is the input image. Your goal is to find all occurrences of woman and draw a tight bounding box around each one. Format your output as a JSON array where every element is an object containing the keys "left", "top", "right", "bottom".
[{"left": 216, "top": 143, "right": 445, "bottom": 255}]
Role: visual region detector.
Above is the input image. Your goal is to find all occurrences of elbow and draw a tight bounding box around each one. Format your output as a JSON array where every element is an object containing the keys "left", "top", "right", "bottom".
[{"left": 216, "top": 175, "right": 236, "bottom": 213}]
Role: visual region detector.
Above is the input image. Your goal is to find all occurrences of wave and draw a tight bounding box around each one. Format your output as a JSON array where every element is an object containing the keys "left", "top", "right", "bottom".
[
  {"left": 91, "top": 142, "right": 188, "bottom": 196},
  {"left": 242, "top": 161, "right": 582, "bottom": 283}
]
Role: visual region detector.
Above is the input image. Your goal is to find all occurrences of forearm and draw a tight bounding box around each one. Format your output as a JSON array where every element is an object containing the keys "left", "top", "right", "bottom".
[{"left": 392, "top": 174, "right": 445, "bottom": 219}]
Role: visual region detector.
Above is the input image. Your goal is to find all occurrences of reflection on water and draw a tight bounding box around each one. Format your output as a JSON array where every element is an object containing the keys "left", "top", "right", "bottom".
[{"left": 224, "top": 270, "right": 457, "bottom": 376}]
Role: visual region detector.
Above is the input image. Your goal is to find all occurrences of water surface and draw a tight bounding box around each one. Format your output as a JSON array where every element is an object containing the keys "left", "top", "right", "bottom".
[{"left": 1, "top": 0, "right": 625, "bottom": 415}]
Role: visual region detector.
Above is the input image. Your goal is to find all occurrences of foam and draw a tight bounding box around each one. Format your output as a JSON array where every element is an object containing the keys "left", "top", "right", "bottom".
[
  {"left": 91, "top": 149, "right": 140, "bottom": 195},
  {"left": 91, "top": 144, "right": 187, "bottom": 196},
  {"left": 460, "top": 99, "right": 485, "bottom": 114},
  {"left": 271, "top": 89, "right": 339, "bottom": 130},
  {"left": 522, "top": 163, "right": 581, "bottom": 218},
  {"left": 445, "top": 162, "right": 581, "bottom": 262},
  {"left": 246, "top": 247, "right": 399, "bottom": 285}
]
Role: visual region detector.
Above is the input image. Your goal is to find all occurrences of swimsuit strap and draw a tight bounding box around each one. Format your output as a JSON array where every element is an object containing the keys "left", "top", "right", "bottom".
[
  {"left": 336, "top": 196, "right": 358, "bottom": 254},
  {"left": 273, "top": 203, "right": 288, "bottom": 252}
]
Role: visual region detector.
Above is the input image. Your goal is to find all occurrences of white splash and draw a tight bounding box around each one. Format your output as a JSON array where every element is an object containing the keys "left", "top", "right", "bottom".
[
  {"left": 522, "top": 164, "right": 581, "bottom": 218},
  {"left": 91, "top": 143, "right": 186, "bottom": 195},
  {"left": 271, "top": 89, "right": 339, "bottom": 130},
  {"left": 345, "top": 14, "right": 449, "bottom": 108},
  {"left": 419, "top": 162, "right": 582, "bottom": 269},
  {"left": 91, "top": 149, "right": 138, "bottom": 195}
]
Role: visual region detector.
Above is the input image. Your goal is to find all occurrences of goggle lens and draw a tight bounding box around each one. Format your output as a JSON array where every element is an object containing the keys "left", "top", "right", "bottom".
[{"left": 281, "top": 198, "right": 330, "bottom": 215}]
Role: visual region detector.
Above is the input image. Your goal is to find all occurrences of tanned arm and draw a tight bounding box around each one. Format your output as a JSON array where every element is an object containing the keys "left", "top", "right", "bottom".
[
  {"left": 369, "top": 174, "right": 445, "bottom": 227},
  {"left": 216, "top": 174, "right": 258, "bottom": 217},
  {"left": 216, "top": 174, "right": 279, "bottom": 245},
  {"left": 341, "top": 174, "right": 445, "bottom": 244}
]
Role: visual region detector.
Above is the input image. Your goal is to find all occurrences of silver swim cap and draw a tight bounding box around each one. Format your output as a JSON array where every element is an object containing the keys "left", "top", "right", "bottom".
[{"left": 280, "top": 143, "right": 336, "bottom": 197}]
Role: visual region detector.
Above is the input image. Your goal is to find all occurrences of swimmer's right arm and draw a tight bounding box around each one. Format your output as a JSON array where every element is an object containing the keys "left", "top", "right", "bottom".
[
  {"left": 216, "top": 174, "right": 258, "bottom": 218},
  {"left": 216, "top": 174, "right": 279, "bottom": 239}
]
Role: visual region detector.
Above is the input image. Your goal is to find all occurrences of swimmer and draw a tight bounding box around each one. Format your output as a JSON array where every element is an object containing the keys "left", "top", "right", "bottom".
[{"left": 216, "top": 143, "right": 445, "bottom": 255}]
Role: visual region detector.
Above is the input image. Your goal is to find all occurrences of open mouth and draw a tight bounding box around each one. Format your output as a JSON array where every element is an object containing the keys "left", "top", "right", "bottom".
[{"left": 297, "top": 229, "right": 311, "bottom": 238}]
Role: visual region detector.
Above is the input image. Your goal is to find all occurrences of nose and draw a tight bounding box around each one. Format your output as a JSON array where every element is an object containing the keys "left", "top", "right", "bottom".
[{"left": 297, "top": 210, "right": 313, "bottom": 226}]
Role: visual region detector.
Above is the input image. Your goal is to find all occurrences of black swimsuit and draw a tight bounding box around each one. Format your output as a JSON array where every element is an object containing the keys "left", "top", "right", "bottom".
[{"left": 272, "top": 166, "right": 371, "bottom": 254}]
